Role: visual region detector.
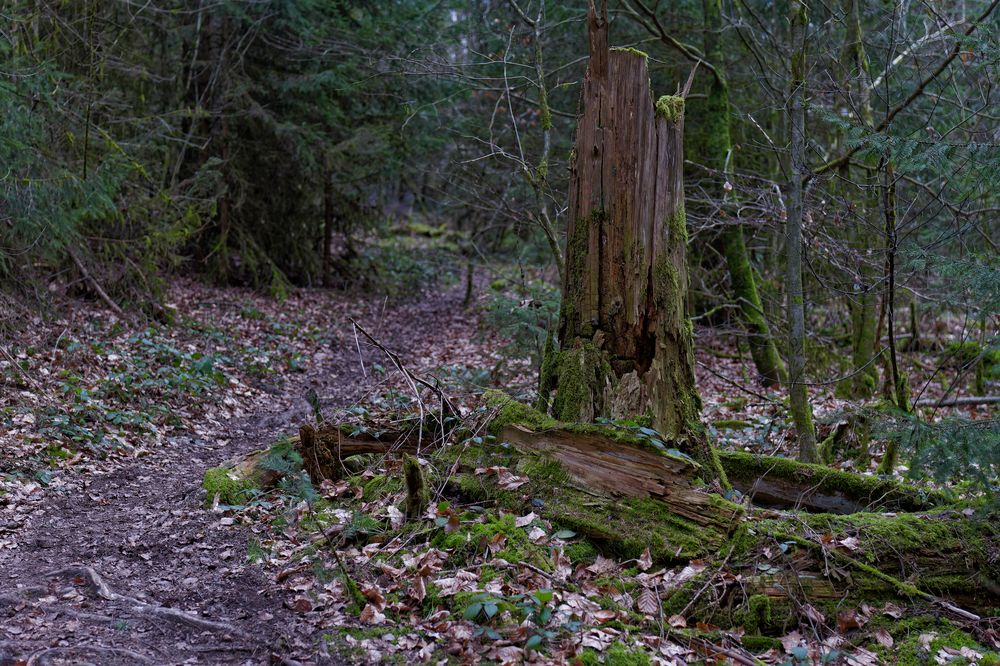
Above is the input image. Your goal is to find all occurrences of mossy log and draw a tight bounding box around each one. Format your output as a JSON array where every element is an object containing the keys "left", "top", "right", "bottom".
[
  {"left": 499, "top": 423, "right": 732, "bottom": 528},
  {"left": 202, "top": 448, "right": 282, "bottom": 506},
  {"left": 719, "top": 450, "right": 945, "bottom": 514},
  {"left": 475, "top": 404, "right": 999, "bottom": 618}
]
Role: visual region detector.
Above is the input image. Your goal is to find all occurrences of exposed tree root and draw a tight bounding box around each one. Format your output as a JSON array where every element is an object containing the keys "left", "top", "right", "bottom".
[
  {"left": 26, "top": 646, "right": 153, "bottom": 665},
  {"left": 45, "top": 564, "right": 247, "bottom": 638}
]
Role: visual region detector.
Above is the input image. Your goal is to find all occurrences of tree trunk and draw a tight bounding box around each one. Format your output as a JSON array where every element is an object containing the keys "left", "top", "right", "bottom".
[
  {"left": 786, "top": 0, "right": 819, "bottom": 463},
  {"left": 322, "top": 155, "right": 334, "bottom": 287},
  {"left": 699, "top": 0, "right": 786, "bottom": 388},
  {"left": 835, "top": 0, "right": 880, "bottom": 400},
  {"left": 546, "top": 1, "right": 723, "bottom": 482}
]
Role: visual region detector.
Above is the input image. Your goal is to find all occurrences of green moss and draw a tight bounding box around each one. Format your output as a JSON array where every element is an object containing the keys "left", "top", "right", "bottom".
[
  {"left": 667, "top": 203, "right": 687, "bottom": 245},
  {"left": 564, "top": 541, "right": 598, "bottom": 563},
  {"left": 202, "top": 466, "right": 256, "bottom": 506},
  {"left": 652, "top": 254, "right": 680, "bottom": 316},
  {"left": 551, "top": 342, "right": 609, "bottom": 422},
  {"left": 432, "top": 513, "right": 552, "bottom": 571},
  {"left": 867, "top": 614, "right": 1000, "bottom": 666},
  {"left": 561, "top": 209, "right": 606, "bottom": 340},
  {"left": 543, "top": 491, "right": 729, "bottom": 562},
  {"left": 536, "top": 330, "right": 557, "bottom": 413},
  {"left": 609, "top": 46, "right": 649, "bottom": 59},
  {"left": 578, "top": 642, "right": 651, "bottom": 666},
  {"left": 738, "top": 508, "right": 998, "bottom": 604},
  {"left": 943, "top": 340, "right": 1000, "bottom": 365},
  {"left": 741, "top": 635, "right": 782, "bottom": 653},
  {"left": 403, "top": 454, "right": 427, "bottom": 520},
  {"left": 720, "top": 225, "right": 786, "bottom": 386},
  {"left": 488, "top": 394, "right": 705, "bottom": 468},
  {"left": 736, "top": 594, "right": 773, "bottom": 634},
  {"left": 485, "top": 390, "right": 559, "bottom": 437},
  {"left": 655, "top": 95, "right": 684, "bottom": 123},
  {"left": 713, "top": 419, "right": 751, "bottom": 430},
  {"left": 361, "top": 473, "right": 403, "bottom": 501}
]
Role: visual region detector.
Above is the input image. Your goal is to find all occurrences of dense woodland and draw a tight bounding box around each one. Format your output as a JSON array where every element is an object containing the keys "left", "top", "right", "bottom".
[{"left": 1, "top": 1, "right": 999, "bottom": 664}]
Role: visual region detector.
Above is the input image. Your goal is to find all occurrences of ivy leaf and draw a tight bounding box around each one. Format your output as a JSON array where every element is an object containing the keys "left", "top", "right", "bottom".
[{"left": 463, "top": 602, "right": 483, "bottom": 620}]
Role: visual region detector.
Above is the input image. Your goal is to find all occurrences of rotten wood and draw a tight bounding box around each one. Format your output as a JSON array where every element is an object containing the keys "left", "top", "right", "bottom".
[
  {"left": 555, "top": 0, "right": 695, "bottom": 440},
  {"left": 499, "top": 423, "right": 734, "bottom": 529},
  {"left": 297, "top": 423, "right": 423, "bottom": 482}
]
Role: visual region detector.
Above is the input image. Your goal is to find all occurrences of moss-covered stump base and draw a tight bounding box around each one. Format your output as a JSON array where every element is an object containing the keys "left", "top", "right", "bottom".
[
  {"left": 720, "top": 451, "right": 946, "bottom": 514},
  {"left": 202, "top": 439, "right": 304, "bottom": 507},
  {"left": 295, "top": 421, "right": 437, "bottom": 482},
  {"left": 202, "top": 449, "right": 275, "bottom": 507}
]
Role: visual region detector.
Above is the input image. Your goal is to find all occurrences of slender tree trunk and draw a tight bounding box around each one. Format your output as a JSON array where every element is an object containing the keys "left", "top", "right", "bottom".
[
  {"left": 545, "top": 0, "right": 725, "bottom": 484},
  {"left": 876, "top": 159, "right": 910, "bottom": 474},
  {"left": 786, "top": 0, "right": 819, "bottom": 463},
  {"left": 836, "top": 0, "right": 880, "bottom": 400},
  {"left": 699, "top": 0, "right": 786, "bottom": 388},
  {"left": 322, "top": 155, "right": 333, "bottom": 288}
]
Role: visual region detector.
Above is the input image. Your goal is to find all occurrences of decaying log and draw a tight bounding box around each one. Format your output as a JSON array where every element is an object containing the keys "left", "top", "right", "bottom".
[
  {"left": 297, "top": 422, "right": 423, "bottom": 482},
  {"left": 476, "top": 401, "right": 998, "bottom": 617},
  {"left": 719, "top": 451, "right": 944, "bottom": 514},
  {"left": 268, "top": 405, "right": 998, "bottom": 621},
  {"left": 498, "top": 423, "right": 732, "bottom": 529}
]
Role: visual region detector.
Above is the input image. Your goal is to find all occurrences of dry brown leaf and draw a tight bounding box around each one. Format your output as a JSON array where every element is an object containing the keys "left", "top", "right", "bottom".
[
  {"left": 875, "top": 628, "right": 893, "bottom": 648},
  {"left": 781, "top": 630, "right": 804, "bottom": 654},
  {"left": 636, "top": 588, "right": 658, "bottom": 616},
  {"left": 637, "top": 546, "right": 652, "bottom": 572}
]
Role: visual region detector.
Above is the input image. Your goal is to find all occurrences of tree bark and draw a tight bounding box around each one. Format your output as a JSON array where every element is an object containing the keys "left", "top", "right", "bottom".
[
  {"left": 322, "top": 155, "right": 334, "bottom": 287},
  {"left": 548, "top": 1, "right": 722, "bottom": 481},
  {"left": 835, "top": 0, "right": 879, "bottom": 401},
  {"left": 700, "top": 0, "right": 786, "bottom": 388},
  {"left": 786, "top": 0, "right": 819, "bottom": 463}
]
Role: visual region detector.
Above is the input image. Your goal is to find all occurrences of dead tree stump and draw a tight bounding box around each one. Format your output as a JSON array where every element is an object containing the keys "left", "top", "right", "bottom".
[{"left": 541, "top": 1, "right": 718, "bottom": 479}]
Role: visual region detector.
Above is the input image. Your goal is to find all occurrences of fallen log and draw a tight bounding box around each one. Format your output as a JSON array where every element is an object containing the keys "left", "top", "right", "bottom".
[
  {"left": 223, "top": 395, "right": 998, "bottom": 623},
  {"left": 719, "top": 450, "right": 945, "bottom": 514},
  {"left": 473, "top": 395, "right": 1000, "bottom": 620},
  {"left": 914, "top": 395, "right": 1000, "bottom": 407}
]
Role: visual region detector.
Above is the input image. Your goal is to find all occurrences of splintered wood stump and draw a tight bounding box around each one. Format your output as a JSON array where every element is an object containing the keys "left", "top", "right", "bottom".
[
  {"left": 297, "top": 423, "right": 421, "bottom": 482},
  {"left": 540, "top": 2, "right": 718, "bottom": 480}
]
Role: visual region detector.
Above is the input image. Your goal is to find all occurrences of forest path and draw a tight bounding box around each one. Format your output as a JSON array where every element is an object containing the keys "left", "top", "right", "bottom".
[{"left": 0, "top": 286, "right": 478, "bottom": 665}]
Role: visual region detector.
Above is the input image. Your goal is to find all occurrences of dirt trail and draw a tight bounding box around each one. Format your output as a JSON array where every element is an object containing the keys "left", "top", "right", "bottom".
[{"left": 0, "top": 288, "right": 477, "bottom": 665}]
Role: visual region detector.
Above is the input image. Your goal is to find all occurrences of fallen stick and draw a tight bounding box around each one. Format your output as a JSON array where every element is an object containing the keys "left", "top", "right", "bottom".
[
  {"left": 26, "top": 646, "right": 153, "bottom": 665},
  {"left": 914, "top": 395, "right": 1000, "bottom": 407},
  {"left": 68, "top": 248, "right": 126, "bottom": 318}
]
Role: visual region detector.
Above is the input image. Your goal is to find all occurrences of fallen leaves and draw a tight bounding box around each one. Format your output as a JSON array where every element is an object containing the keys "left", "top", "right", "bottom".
[
  {"left": 636, "top": 588, "right": 658, "bottom": 616},
  {"left": 473, "top": 466, "right": 529, "bottom": 490}
]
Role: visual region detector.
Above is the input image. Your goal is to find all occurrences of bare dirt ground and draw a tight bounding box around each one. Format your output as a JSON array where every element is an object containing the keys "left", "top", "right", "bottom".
[{"left": 0, "top": 285, "right": 484, "bottom": 665}]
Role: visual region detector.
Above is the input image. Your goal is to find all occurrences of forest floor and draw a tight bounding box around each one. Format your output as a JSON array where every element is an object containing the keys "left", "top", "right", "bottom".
[
  {"left": 0, "top": 280, "right": 499, "bottom": 664},
  {"left": 0, "top": 279, "right": 995, "bottom": 664}
]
